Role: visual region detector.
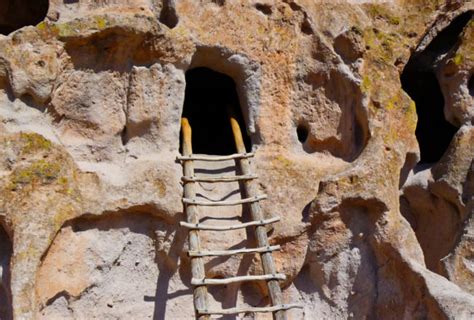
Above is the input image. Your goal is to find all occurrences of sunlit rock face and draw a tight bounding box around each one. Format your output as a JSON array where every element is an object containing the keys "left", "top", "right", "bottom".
[{"left": 0, "top": 1, "right": 473, "bottom": 319}]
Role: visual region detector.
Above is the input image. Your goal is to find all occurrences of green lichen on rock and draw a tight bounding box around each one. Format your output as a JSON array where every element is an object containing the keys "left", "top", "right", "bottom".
[
  {"left": 52, "top": 203, "right": 77, "bottom": 231},
  {"left": 36, "top": 15, "right": 112, "bottom": 39},
  {"left": 10, "top": 159, "right": 61, "bottom": 189},
  {"left": 94, "top": 16, "right": 108, "bottom": 30},
  {"left": 363, "top": 27, "right": 406, "bottom": 64},
  {"left": 19, "top": 133, "right": 52, "bottom": 155},
  {"left": 406, "top": 100, "right": 417, "bottom": 132},
  {"left": 366, "top": 4, "right": 401, "bottom": 26},
  {"left": 361, "top": 75, "right": 372, "bottom": 94}
]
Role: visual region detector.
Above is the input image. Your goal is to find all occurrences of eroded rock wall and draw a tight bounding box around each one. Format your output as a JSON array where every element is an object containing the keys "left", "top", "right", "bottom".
[{"left": 0, "top": 1, "right": 472, "bottom": 319}]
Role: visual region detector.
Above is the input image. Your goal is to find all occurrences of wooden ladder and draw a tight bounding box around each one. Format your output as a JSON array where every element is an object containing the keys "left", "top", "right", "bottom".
[{"left": 177, "top": 109, "right": 302, "bottom": 319}]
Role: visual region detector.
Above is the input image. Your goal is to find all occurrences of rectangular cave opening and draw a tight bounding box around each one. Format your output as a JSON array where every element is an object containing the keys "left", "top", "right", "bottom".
[{"left": 180, "top": 67, "right": 251, "bottom": 155}]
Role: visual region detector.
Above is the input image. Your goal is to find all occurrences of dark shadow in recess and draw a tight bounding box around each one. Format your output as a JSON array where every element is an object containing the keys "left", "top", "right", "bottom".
[
  {"left": 401, "top": 11, "right": 472, "bottom": 165},
  {"left": 297, "top": 123, "right": 309, "bottom": 145},
  {"left": 159, "top": 0, "right": 179, "bottom": 29},
  {"left": 468, "top": 74, "right": 474, "bottom": 97},
  {"left": 0, "top": 0, "right": 49, "bottom": 35},
  {"left": 255, "top": 3, "right": 272, "bottom": 15},
  {"left": 0, "top": 223, "right": 12, "bottom": 320},
  {"left": 181, "top": 67, "right": 251, "bottom": 155}
]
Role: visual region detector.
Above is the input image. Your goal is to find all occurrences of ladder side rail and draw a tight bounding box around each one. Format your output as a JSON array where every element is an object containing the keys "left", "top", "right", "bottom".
[
  {"left": 181, "top": 118, "right": 210, "bottom": 320},
  {"left": 227, "top": 107, "right": 287, "bottom": 320}
]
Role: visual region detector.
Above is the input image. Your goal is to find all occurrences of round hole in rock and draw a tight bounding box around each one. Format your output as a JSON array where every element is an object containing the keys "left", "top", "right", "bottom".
[
  {"left": 297, "top": 124, "right": 309, "bottom": 144},
  {"left": 0, "top": 0, "right": 49, "bottom": 35},
  {"left": 181, "top": 67, "right": 251, "bottom": 155}
]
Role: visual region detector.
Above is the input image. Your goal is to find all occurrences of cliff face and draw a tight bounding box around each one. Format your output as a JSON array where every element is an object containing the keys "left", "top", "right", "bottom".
[{"left": 0, "top": 1, "right": 473, "bottom": 319}]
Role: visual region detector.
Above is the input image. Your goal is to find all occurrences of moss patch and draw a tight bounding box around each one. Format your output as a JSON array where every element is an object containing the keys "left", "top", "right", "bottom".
[
  {"left": 19, "top": 133, "right": 52, "bottom": 155},
  {"left": 10, "top": 159, "right": 61, "bottom": 189},
  {"left": 361, "top": 75, "right": 371, "bottom": 94},
  {"left": 365, "top": 4, "right": 401, "bottom": 26},
  {"left": 453, "top": 53, "right": 464, "bottom": 66}
]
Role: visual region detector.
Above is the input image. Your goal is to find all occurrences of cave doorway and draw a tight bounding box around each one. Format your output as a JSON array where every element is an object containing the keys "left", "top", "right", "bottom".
[
  {"left": 0, "top": 223, "right": 12, "bottom": 320},
  {"left": 0, "top": 0, "right": 49, "bottom": 35},
  {"left": 181, "top": 67, "right": 251, "bottom": 155},
  {"left": 401, "top": 11, "right": 472, "bottom": 165}
]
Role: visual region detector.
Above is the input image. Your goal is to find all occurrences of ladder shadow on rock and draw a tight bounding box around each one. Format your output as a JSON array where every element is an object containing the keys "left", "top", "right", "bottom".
[{"left": 150, "top": 222, "right": 189, "bottom": 320}]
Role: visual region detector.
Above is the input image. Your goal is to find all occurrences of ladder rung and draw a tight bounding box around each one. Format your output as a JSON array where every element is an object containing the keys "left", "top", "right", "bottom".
[
  {"left": 188, "top": 245, "right": 281, "bottom": 257},
  {"left": 177, "top": 152, "right": 254, "bottom": 161},
  {"left": 180, "top": 217, "right": 280, "bottom": 231},
  {"left": 191, "top": 274, "right": 286, "bottom": 286},
  {"left": 183, "top": 195, "right": 267, "bottom": 206},
  {"left": 197, "top": 303, "right": 304, "bottom": 315},
  {"left": 182, "top": 174, "right": 258, "bottom": 183}
]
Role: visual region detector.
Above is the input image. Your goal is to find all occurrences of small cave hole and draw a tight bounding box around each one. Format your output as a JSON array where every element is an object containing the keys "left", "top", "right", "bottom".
[
  {"left": 297, "top": 124, "right": 309, "bottom": 144},
  {"left": 181, "top": 67, "right": 251, "bottom": 155},
  {"left": 255, "top": 3, "right": 272, "bottom": 15},
  {"left": 301, "top": 18, "right": 314, "bottom": 35},
  {"left": 301, "top": 202, "right": 312, "bottom": 223},
  {"left": 469, "top": 74, "right": 474, "bottom": 97},
  {"left": 0, "top": 224, "right": 12, "bottom": 320},
  {"left": 159, "top": 0, "right": 179, "bottom": 29},
  {"left": 0, "top": 0, "right": 49, "bottom": 35},
  {"left": 401, "top": 12, "right": 472, "bottom": 165},
  {"left": 212, "top": 0, "right": 225, "bottom": 6}
]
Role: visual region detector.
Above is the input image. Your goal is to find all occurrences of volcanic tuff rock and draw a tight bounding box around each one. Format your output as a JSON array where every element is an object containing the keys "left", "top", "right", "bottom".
[{"left": 0, "top": 0, "right": 473, "bottom": 319}]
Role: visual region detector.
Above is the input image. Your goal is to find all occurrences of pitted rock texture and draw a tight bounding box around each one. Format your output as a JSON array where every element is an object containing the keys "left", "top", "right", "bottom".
[{"left": 0, "top": 1, "right": 473, "bottom": 319}]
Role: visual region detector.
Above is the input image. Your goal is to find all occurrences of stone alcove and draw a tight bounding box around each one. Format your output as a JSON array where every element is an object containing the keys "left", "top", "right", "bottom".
[
  {"left": 401, "top": 11, "right": 472, "bottom": 165},
  {"left": 180, "top": 67, "right": 251, "bottom": 155},
  {"left": 399, "top": 10, "right": 473, "bottom": 282}
]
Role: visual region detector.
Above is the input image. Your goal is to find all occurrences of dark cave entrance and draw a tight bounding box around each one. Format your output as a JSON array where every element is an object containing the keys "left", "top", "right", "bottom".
[
  {"left": 0, "top": 224, "right": 12, "bottom": 320},
  {"left": 401, "top": 11, "right": 472, "bottom": 165},
  {"left": 0, "top": 0, "right": 49, "bottom": 35},
  {"left": 297, "top": 124, "right": 309, "bottom": 144},
  {"left": 401, "top": 70, "right": 456, "bottom": 164},
  {"left": 181, "top": 67, "right": 251, "bottom": 155},
  {"left": 469, "top": 74, "right": 474, "bottom": 97}
]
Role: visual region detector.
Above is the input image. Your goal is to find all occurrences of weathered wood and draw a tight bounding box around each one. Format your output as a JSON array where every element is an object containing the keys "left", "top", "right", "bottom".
[
  {"left": 183, "top": 195, "right": 267, "bottom": 206},
  {"left": 188, "top": 245, "right": 281, "bottom": 257},
  {"left": 182, "top": 174, "right": 258, "bottom": 183},
  {"left": 180, "top": 118, "right": 210, "bottom": 320},
  {"left": 191, "top": 274, "right": 286, "bottom": 286},
  {"left": 177, "top": 152, "right": 254, "bottom": 161},
  {"left": 197, "top": 303, "right": 304, "bottom": 315},
  {"left": 180, "top": 217, "right": 280, "bottom": 231},
  {"left": 228, "top": 106, "right": 288, "bottom": 320}
]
